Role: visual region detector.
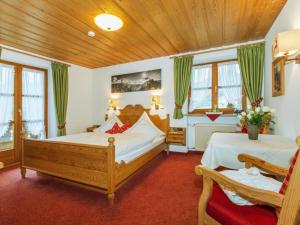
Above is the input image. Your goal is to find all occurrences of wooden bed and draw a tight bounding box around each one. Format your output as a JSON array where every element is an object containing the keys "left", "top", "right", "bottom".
[{"left": 20, "top": 105, "right": 169, "bottom": 205}]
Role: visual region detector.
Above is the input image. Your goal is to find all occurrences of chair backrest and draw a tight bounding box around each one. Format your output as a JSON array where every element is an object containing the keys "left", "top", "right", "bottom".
[
  {"left": 278, "top": 136, "right": 300, "bottom": 225},
  {"left": 279, "top": 149, "right": 299, "bottom": 194}
]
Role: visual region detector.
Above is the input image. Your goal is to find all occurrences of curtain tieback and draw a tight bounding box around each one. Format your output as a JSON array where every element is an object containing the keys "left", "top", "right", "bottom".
[
  {"left": 175, "top": 104, "right": 183, "bottom": 109},
  {"left": 57, "top": 122, "right": 66, "bottom": 130},
  {"left": 251, "top": 97, "right": 263, "bottom": 107}
]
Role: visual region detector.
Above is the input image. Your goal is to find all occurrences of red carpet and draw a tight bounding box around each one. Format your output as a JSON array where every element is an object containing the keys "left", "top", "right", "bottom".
[{"left": 0, "top": 153, "right": 202, "bottom": 225}]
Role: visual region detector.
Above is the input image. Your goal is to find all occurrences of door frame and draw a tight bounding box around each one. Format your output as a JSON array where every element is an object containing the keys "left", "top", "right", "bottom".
[{"left": 0, "top": 59, "right": 48, "bottom": 166}]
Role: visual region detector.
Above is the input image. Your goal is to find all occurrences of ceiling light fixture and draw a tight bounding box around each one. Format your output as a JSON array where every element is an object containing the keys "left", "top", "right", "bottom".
[{"left": 94, "top": 13, "right": 123, "bottom": 31}]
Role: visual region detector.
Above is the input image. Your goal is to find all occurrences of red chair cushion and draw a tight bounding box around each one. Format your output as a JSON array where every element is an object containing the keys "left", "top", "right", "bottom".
[
  {"left": 279, "top": 148, "right": 300, "bottom": 194},
  {"left": 206, "top": 185, "right": 277, "bottom": 225},
  {"left": 105, "top": 123, "right": 122, "bottom": 134}
]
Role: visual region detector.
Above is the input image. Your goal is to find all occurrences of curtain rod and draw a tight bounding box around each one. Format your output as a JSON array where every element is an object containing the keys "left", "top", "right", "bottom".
[
  {"left": 0, "top": 44, "right": 71, "bottom": 67},
  {"left": 169, "top": 39, "right": 265, "bottom": 59}
]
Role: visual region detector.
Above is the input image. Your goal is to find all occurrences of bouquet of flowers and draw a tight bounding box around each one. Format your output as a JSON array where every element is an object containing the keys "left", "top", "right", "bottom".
[{"left": 239, "top": 106, "right": 275, "bottom": 129}]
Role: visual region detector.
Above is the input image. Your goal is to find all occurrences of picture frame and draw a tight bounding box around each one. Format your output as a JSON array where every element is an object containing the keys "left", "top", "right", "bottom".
[
  {"left": 272, "top": 57, "right": 285, "bottom": 97},
  {"left": 111, "top": 69, "right": 161, "bottom": 93}
]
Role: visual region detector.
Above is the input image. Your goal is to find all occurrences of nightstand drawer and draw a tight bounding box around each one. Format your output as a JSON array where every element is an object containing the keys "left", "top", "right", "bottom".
[
  {"left": 166, "top": 138, "right": 183, "bottom": 144},
  {"left": 166, "top": 128, "right": 186, "bottom": 145},
  {"left": 167, "top": 134, "right": 183, "bottom": 141}
]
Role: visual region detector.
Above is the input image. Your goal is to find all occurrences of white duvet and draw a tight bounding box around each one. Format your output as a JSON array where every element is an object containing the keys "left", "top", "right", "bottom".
[{"left": 48, "top": 131, "right": 165, "bottom": 163}]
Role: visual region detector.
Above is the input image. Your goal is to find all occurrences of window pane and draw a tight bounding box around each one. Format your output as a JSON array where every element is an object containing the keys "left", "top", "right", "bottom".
[
  {"left": 218, "top": 87, "right": 242, "bottom": 109},
  {"left": 0, "top": 64, "right": 15, "bottom": 151},
  {"left": 190, "top": 65, "right": 212, "bottom": 111},
  {"left": 22, "top": 68, "right": 45, "bottom": 139},
  {"left": 218, "top": 62, "right": 243, "bottom": 109},
  {"left": 191, "top": 89, "right": 212, "bottom": 109}
]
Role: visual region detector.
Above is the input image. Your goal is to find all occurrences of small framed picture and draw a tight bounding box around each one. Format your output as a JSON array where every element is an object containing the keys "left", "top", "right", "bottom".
[{"left": 272, "top": 57, "right": 285, "bottom": 97}]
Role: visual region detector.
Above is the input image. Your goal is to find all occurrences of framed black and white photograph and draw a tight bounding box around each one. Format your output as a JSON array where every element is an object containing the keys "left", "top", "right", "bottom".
[{"left": 111, "top": 69, "right": 161, "bottom": 93}]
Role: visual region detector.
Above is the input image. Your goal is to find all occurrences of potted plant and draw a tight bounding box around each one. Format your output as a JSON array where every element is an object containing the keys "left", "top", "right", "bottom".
[{"left": 239, "top": 106, "right": 275, "bottom": 140}]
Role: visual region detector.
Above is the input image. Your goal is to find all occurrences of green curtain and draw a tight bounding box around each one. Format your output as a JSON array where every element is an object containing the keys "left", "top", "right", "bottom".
[
  {"left": 51, "top": 62, "right": 68, "bottom": 136},
  {"left": 173, "top": 55, "right": 194, "bottom": 119},
  {"left": 237, "top": 43, "right": 265, "bottom": 104}
]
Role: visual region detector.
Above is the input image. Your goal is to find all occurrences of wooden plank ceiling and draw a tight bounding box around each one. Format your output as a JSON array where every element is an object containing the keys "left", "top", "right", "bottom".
[{"left": 0, "top": 0, "right": 286, "bottom": 68}]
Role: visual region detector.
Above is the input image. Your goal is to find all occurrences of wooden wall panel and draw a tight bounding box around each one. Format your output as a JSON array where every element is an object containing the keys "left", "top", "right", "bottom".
[{"left": 0, "top": 0, "right": 287, "bottom": 68}]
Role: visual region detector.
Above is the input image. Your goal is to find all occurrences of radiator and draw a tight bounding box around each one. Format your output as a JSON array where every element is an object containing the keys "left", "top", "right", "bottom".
[{"left": 194, "top": 124, "right": 237, "bottom": 151}]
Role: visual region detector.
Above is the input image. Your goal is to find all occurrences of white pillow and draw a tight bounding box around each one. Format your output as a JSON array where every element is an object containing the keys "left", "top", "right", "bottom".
[
  {"left": 124, "top": 112, "right": 165, "bottom": 137},
  {"left": 95, "top": 115, "right": 123, "bottom": 132},
  {"left": 220, "top": 167, "right": 282, "bottom": 206}
]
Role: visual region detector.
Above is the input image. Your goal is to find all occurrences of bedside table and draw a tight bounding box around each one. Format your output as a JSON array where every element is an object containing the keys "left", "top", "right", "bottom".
[
  {"left": 166, "top": 127, "right": 186, "bottom": 146},
  {"left": 86, "top": 125, "right": 100, "bottom": 132}
]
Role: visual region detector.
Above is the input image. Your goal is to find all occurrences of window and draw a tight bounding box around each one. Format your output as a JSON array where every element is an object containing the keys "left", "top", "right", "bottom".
[
  {"left": 218, "top": 62, "right": 243, "bottom": 109},
  {"left": 0, "top": 59, "right": 47, "bottom": 165},
  {"left": 189, "top": 60, "right": 246, "bottom": 114},
  {"left": 189, "top": 64, "right": 212, "bottom": 111}
]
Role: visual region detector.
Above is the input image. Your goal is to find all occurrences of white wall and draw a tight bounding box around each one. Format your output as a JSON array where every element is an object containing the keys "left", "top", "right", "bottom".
[
  {"left": 92, "top": 56, "right": 174, "bottom": 124},
  {"left": 92, "top": 48, "right": 239, "bottom": 150},
  {"left": 1, "top": 48, "right": 93, "bottom": 137},
  {"left": 264, "top": 0, "right": 300, "bottom": 140},
  {"left": 66, "top": 65, "right": 93, "bottom": 135}
]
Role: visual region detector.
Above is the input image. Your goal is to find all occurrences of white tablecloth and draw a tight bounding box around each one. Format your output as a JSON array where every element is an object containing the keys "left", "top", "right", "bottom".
[{"left": 201, "top": 133, "right": 298, "bottom": 169}]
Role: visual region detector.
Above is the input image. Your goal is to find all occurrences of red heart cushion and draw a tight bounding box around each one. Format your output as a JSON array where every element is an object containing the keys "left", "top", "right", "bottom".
[
  {"left": 119, "top": 121, "right": 131, "bottom": 133},
  {"left": 105, "top": 123, "right": 122, "bottom": 134}
]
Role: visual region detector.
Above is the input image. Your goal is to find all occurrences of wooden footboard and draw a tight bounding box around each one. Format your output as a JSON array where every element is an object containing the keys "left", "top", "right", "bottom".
[
  {"left": 21, "top": 136, "right": 168, "bottom": 206},
  {"left": 21, "top": 137, "right": 116, "bottom": 204}
]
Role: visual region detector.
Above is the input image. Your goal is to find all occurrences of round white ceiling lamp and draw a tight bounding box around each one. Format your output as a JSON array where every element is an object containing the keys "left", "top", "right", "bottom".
[
  {"left": 87, "top": 31, "right": 95, "bottom": 37},
  {"left": 94, "top": 13, "right": 123, "bottom": 31}
]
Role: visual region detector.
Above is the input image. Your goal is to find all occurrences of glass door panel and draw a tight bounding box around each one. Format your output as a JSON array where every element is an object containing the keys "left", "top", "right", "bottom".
[
  {"left": 0, "top": 61, "right": 47, "bottom": 166},
  {"left": 22, "top": 68, "right": 46, "bottom": 139},
  {"left": 0, "top": 63, "right": 15, "bottom": 153}
]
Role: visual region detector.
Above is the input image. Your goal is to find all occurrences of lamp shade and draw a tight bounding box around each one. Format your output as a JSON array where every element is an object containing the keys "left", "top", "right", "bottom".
[
  {"left": 151, "top": 95, "right": 161, "bottom": 106},
  {"left": 273, "top": 30, "right": 300, "bottom": 57},
  {"left": 94, "top": 14, "right": 123, "bottom": 31},
  {"left": 108, "top": 98, "right": 118, "bottom": 109}
]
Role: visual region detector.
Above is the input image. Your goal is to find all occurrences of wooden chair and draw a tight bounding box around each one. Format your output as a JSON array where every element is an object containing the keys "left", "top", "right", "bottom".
[{"left": 195, "top": 136, "right": 300, "bottom": 225}]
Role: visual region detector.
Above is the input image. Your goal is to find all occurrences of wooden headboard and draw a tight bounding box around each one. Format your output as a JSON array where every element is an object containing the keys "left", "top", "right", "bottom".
[{"left": 107, "top": 104, "right": 170, "bottom": 134}]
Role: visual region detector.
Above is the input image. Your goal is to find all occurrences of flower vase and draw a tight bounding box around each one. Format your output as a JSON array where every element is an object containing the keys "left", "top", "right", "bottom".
[{"left": 248, "top": 124, "right": 259, "bottom": 140}]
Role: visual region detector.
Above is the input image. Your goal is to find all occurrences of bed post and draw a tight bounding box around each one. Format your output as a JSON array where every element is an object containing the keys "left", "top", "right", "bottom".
[
  {"left": 20, "top": 131, "right": 26, "bottom": 178},
  {"left": 107, "top": 137, "right": 116, "bottom": 206}
]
